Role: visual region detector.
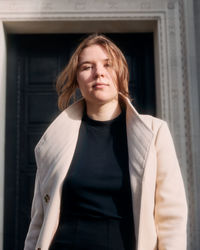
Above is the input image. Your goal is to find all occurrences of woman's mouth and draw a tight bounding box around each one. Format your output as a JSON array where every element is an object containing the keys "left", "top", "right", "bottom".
[{"left": 92, "top": 83, "right": 109, "bottom": 88}]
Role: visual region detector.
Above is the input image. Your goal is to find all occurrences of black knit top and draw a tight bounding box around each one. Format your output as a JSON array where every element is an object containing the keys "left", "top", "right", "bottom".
[{"left": 58, "top": 110, "right": 134, "bottom": 221}]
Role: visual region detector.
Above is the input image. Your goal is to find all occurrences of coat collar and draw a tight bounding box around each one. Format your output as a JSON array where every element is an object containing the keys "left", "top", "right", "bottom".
[
  {"left": 121, "top": 94, "right": 154, "bottom": 177},
  {"left": 120, "top": 95, "right": 154, "bottom": 241},
  {"left": 36, "top": 94, "right": 154, "bottom": 181}
]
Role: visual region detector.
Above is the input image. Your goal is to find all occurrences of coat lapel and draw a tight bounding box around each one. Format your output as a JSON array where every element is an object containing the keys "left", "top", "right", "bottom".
[
  {"left": 123, "top": 96, "right": 154, "bottom": 243},
  {"left": 35, "top": 99, "right": 85, "bottom": 183},
  {"left": 35, "top": 99, "right": 85, "bottom": 249}
]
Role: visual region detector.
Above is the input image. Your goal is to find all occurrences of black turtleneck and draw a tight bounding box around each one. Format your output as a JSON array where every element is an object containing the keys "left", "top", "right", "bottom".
[{"left": 58, "top": 110, "right": 134, "bottom": 221}]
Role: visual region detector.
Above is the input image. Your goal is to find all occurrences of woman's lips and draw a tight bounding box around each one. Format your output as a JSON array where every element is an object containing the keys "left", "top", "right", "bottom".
[{"left": 92, "top": 83, "right": 109, "bottom": 88}]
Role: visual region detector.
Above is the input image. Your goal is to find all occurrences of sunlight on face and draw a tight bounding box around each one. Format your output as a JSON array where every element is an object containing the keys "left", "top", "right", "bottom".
[{"left": 77, "top": 44, "right": 119, "bottom": 106}]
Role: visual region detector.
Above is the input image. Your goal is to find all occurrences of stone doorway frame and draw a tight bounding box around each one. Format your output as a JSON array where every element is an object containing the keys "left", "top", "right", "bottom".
[{"left": 0, "top": 2, "right": 199, "bottom": 249}]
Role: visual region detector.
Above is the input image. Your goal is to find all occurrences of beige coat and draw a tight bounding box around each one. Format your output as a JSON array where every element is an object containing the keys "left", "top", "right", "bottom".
[{"left": 24, "top": 95, "right": 187, "bottom": 250}]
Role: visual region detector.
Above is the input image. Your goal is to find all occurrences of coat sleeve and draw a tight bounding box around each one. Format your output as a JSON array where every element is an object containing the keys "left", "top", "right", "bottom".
[
  {"left": 154, "top": 121, "right": 188, "bottom": 250},
  {"left": 24, "top": 153, "right": 44, "bottom": 250}
]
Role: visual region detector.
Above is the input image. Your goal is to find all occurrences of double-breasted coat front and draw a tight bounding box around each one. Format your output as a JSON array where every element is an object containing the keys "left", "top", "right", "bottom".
[{"left": 24, "top": 95, "right": 187, "bottom": 250}]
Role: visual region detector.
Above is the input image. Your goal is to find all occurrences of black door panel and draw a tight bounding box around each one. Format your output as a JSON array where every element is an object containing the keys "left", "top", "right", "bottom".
[{"left": 4, "top": 33, "right": 155, "bottom": 250}]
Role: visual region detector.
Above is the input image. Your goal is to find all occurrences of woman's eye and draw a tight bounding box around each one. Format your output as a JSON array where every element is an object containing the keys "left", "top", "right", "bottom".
[
  {"left": 82, "top": 66, "right": 92, "bottom": 71},
  {"left": 104, "top": 62, "right": 112, "bottom": 68}
]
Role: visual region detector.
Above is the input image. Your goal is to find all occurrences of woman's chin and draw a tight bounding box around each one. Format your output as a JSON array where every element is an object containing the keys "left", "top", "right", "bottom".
[{"left": 88, "top": 94, "right": 118, "bottom": 105}]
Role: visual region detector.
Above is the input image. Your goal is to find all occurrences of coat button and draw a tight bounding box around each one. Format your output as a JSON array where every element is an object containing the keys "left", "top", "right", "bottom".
[{"left": 44, "top": 194, "right": 50, "bottom": 203}]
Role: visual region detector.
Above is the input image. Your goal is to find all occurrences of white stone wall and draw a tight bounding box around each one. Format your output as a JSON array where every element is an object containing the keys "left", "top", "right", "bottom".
[
  {"left": 194, "top": 0, "right": 200, "bottom": 109},
  {"left": 190, "top": 0, "right": 200, "bottom": 248},
  {"left": 0, "top": 21, "right": 6, "bottom": 250},
  {"left": 0, "top": 0, "right": 199, "bottom": 249},
  {"left": 182, "top": 0, "right": 200, "bottom": 248}
]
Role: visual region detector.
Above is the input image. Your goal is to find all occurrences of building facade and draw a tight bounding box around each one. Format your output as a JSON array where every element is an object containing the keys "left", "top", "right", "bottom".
[{"left": 0, "top": 0, "right": 199, "bottom": 249}]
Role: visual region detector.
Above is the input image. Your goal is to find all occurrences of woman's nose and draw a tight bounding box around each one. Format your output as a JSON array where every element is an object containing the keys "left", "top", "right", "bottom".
[{"left": 94, "top": 64, "right": 105, "bottom": 78}]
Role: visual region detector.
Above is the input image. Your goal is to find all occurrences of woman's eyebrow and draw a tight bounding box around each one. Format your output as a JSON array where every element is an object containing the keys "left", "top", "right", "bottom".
[{"left": 78, "top": 58, "right": 110, "bottom": 67}]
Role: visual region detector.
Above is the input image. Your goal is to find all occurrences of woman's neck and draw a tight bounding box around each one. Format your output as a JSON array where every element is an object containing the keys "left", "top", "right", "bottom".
[{"left": 85, "top": 100, "right": 122, "bottom": 121}]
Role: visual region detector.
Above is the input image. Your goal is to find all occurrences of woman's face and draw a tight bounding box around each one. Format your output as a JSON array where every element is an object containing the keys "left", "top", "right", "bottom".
[{"left": 77, "top": 44, "right": 119, "bottom": 106}]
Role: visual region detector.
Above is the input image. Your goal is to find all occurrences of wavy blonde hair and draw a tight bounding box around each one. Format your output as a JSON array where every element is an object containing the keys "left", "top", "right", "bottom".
[{"left": 56, "top": 34, "right": 130, "bottom": 111}]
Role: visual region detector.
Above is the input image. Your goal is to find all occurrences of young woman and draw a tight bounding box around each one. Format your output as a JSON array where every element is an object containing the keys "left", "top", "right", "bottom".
[{"left": 24, "top": 34, "right": 187, "bottom": 250}]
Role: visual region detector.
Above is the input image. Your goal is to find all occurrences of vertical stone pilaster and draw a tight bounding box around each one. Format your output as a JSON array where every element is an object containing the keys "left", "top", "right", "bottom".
[
  {"left": 180, "top": 0, "right": 200, "bottom": 249},
  {"left": 0, "top": 21, "right": 6, "bottom": 250},
  {"left": 0, "top": 0, "right": 199, "bottom": 249}
]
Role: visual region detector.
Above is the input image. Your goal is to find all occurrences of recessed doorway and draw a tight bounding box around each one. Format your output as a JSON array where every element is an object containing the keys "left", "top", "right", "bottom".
[{"left": 4, "top": 33, "right": 155, "bottom": 250}]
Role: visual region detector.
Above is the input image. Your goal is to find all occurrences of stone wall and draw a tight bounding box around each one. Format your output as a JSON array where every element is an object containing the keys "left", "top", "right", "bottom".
[
  {"left": 194, "top": 0, "right": 200, "bottom": 111},
  {"left": 0, "top": 22, "right": 6, "bottom": 250},
  {"left": 0, "top": 0, "right": 199, "bottom": 249}
]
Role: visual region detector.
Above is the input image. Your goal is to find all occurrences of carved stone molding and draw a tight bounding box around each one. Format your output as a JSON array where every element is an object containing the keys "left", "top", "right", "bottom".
[
  {"left": 177, "top": 0, "right": 198, "bottom": 249},
  {"left": 0, "top": 0, "right": 199, "bottom": 249}
]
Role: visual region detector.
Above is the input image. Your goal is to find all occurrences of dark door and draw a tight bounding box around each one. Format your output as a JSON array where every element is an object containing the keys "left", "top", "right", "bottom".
[{"left": 4, "top": 33, "right": 155, "bottom": 250}]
